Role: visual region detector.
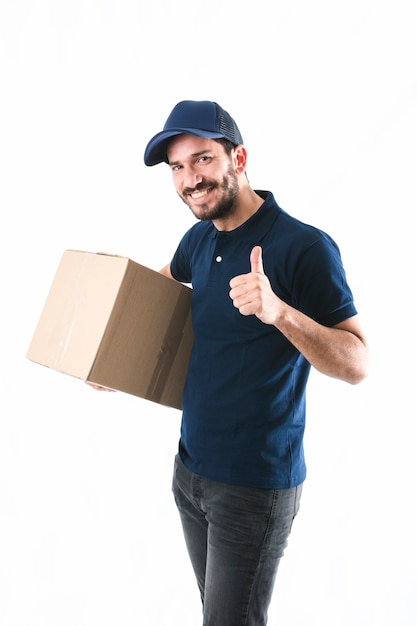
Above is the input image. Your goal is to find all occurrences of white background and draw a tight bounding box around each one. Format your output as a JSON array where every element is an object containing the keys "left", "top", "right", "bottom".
[{"left": 1, "top": 1, "right": 416, "bottom": 624}]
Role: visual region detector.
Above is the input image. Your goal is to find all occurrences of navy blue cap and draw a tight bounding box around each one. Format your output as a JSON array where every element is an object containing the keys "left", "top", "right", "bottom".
[{"left": 144, "top": 100, "right": 244, "bottom": 166}]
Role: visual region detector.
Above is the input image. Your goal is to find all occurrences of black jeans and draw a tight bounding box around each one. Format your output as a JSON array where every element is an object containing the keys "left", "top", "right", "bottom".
[{"left": 172, "top": 453, "right": 303, "bottom": 625}]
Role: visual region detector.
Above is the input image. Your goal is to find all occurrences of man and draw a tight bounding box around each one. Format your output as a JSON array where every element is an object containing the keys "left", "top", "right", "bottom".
[{"left": 144, "top": 100, "right": 369, "bottom": 625}]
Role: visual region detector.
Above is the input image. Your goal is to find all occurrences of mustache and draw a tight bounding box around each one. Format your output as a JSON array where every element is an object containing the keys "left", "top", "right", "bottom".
[{"left": 183, "top": 181, "right": 217, "bottom": 196}]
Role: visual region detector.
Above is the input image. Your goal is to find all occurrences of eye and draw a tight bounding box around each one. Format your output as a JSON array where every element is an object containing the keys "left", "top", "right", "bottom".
[
  {"left": 197, "top": 155, "right": 212, "bottom": 165},
  {"left": 171, "top": 164, "right": 182, "bottom": 172}
]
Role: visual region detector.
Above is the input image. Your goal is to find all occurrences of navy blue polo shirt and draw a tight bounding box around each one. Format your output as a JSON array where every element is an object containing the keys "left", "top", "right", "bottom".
[{"left": 170, "top": 191, "right": 357, "bottom": 489}]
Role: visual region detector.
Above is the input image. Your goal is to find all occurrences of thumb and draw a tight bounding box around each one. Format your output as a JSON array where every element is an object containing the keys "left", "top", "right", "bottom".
[{"left": 250, "top": 246, "right": 264, "bottom": 274}]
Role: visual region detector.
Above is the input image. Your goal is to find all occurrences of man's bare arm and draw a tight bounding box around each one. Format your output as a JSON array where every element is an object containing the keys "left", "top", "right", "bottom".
[
  {"left": 159, "top": 264, "right": 174, "bottom": 279},
  {"left": 229, "top": 246, "right": 370, "bottom": 385}
]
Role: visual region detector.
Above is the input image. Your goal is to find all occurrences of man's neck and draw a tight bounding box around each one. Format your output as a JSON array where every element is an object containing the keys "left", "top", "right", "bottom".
[{"left": 212, "top": 188, "right": 264, "bottom": 232}]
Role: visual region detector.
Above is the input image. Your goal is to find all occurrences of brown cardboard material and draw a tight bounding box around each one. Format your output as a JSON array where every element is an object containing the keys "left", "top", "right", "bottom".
[{"left": 26, "top": 250, "right": 193, "bottom": 410}]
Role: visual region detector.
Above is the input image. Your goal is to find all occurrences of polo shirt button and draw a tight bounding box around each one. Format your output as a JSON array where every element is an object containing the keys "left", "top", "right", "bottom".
[{"left": 215, "top": 256, "right": 222, "bottom": 262}]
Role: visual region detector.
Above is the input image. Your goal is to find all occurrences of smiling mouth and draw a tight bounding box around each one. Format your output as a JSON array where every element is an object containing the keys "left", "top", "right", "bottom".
[
  {"left": 186, "top": 186, "right": 214, "bottom": 200},
  {"left": 190, "top": 189, "right": 209, "bottom": 199}
]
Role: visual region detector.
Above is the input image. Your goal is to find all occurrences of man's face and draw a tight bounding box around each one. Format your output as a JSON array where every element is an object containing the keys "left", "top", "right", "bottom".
[{"left": 166, "top": 135, "right": 239, "bottom": 222}]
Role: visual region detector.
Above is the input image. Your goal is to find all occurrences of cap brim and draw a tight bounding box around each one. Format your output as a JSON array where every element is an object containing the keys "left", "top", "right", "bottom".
[{"left": 144, "top": 128, "right": 225, "bottom": 166}]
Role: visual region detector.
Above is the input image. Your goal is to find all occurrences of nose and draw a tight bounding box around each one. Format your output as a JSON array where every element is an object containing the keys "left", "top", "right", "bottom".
[{"left": 182, "top": 164, "right": 203, "bottom": 189}]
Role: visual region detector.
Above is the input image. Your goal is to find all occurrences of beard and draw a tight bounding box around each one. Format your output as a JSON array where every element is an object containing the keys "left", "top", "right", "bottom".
[{"left": 178, "top": 164, "right": 239, "bottom": 222}]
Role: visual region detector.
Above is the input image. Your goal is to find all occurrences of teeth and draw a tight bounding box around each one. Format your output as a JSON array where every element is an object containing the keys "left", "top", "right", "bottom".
[{"left": 190, "top": 189, "right": 209, "bottom": 199}]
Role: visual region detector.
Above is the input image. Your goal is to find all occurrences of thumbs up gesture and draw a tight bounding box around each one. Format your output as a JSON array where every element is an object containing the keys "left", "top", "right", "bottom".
[
  {"left": 249, "top": 245, "right": 264, "bottom": 275},
  {"left": 229, "top": 246, "right": 280, "bottom": 325}
]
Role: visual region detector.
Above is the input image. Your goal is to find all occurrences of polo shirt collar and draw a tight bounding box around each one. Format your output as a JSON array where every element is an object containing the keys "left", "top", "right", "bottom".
[{"left": 210, "top": 190, "right": 280, "bottom": 243}]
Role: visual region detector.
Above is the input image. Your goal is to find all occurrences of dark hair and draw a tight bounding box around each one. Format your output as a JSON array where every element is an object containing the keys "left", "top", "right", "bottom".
[
  {"left": 213, "top": 137, "right": 237, "bottom": 155},
  {"left": 213, "top": 136, "right": 248, "bottom": 180}
]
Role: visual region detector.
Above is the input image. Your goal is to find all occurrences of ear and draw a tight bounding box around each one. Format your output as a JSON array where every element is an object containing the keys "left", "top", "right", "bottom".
[{"left": 232, "top": 145, "right": 247, "bottom": 175}]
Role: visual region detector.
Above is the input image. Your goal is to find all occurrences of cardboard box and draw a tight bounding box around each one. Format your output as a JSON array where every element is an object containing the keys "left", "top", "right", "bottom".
[{"left": 26, "top": 250, "right": 193, "bottom": 410}]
